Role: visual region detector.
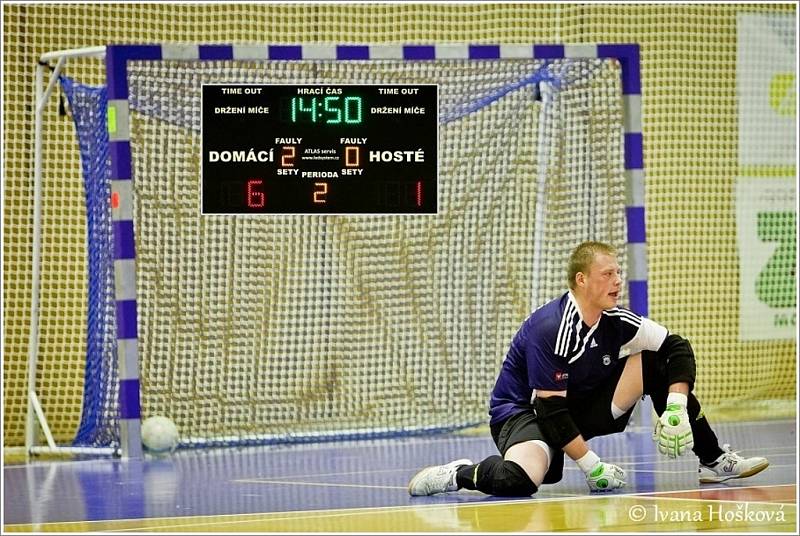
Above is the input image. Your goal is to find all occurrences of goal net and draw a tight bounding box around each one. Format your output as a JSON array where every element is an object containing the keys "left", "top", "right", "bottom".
[{"left": 65, "top": 53, "right": 627, "bottom": 450}]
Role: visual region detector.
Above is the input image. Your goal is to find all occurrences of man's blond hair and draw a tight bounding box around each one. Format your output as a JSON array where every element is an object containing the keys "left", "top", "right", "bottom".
[{"left": 567, "top": 241, "right": 617, "bottom": 290}]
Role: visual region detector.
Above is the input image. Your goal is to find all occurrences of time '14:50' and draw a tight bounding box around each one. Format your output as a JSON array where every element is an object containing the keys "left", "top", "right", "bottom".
[{"left": 289, "top": 96, "right": 363, "bottom": 124}]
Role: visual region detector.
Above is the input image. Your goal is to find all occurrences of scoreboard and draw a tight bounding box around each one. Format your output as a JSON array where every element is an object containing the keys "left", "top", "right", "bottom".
[{"left": 201, "top": 84, "right": 438, "bottom": 215}]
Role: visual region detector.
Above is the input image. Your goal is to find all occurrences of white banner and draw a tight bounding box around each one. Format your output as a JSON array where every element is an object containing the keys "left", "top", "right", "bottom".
[
  {"left": 737, "top": 13, "right": 796, "bottom": 166},
  {"left": 736, "top": 13, "right": 797, "bottom": 340},
  {"left": 736, "top": 178, "right": 796, "bottom": 340}
]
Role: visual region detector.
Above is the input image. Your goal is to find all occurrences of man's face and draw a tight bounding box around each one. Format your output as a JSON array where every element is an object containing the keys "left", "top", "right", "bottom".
[{"left": 579, "top": 253, "right": 622, "bottom": 311}]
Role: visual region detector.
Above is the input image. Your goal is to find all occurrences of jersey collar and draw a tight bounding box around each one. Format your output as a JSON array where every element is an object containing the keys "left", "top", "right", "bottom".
[
  {"left": 566, "top": 290, "right": 583, "bottom": 321},
  {"left": 567, "top": 290, "right": 601, "bottom": 328}
]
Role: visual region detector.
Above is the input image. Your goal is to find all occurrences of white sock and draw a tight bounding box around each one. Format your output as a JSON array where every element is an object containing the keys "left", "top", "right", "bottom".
[
  {"left": 611, "top": 402, "right": 627, "bottom": 419},
  {"left": 576, "top": 450, "right": 601, "bottom": 474}
]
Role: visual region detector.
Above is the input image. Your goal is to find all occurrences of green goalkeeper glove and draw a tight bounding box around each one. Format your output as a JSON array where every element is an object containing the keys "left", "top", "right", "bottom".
[
  {"left": 654, "top": 392, "right": 694, "bottom": 458},
  {"left": 576, "top": 450, "right": 626, "bottom": 492},
  {"left": 585, "top": 461, "right": 627, "bottom": 492}
]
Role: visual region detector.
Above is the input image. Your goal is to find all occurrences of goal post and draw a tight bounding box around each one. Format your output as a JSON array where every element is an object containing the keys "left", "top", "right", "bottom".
[
  {"left": 26, "top": 46, "right": 117, "bottom": 458},
  {"left": 28, "top": 43, "right": 646, "bottom": 459}
]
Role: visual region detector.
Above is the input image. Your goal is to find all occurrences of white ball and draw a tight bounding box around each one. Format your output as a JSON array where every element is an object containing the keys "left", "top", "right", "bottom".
[{"left": 141, "top": 416, "right": 179, "bottom": 453}]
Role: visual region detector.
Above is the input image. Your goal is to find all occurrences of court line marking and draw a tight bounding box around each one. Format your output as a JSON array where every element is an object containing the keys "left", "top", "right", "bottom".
[
  {"left": 228, "top": 449, "right": 795, "bottom": 482},
  {"left": 100, "top": 490, "right": 800, "bottom": 533},
  {"left": 4, "top": 431, "right": 794, "bottom": 471},
  {"left": 619, "top": 453, "right": 796, "bottom": 466},
  {"left": 626, "top": 494, "right": 797, "bottom": 507},
  {"left": 232, "top": 467, "right": 426, "bottom": 481},
  {"left": 234, "top": 478, "right": 408, "bottom": 490},
  {"left": 520, "top": 483, "right": 799, "bottom": 500},
  {"left": 121, "top": 418, "right": 799, "bottom": 461},
  {"left": 230, "top": 453, "right": 794, "bottom": 483},
  {"left": 227, "top": 471, "right": 792, "bottom": 499},
  {"left": 604, "top": 463, "right": 795, "bottom": 474},
  {"left": 642, "top": 494, "right": 797, "bottom": 505},
  {"left": 6, "top": 483, "right": 793, "bottom": 533},
  {"left": 586, "top": 445, "right": 796, "bottom": 463},
  {"left": 231, "top": 461, "right": 793, "bottom": 484},
  {"left": 231, "top": 463, "right": 794, "bottom": 489}
]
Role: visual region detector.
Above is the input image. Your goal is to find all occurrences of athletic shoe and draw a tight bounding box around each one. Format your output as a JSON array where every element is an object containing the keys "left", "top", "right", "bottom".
[
  {"left": 698, "top": 444, "right": 769, "bottom": 483},
  {"left": 408, "top": 458, "right": 473, "bottom": 496}
]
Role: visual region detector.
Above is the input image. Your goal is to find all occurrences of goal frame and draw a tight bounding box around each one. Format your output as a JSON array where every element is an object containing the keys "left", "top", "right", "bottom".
[{"left": 27, "top": 43, "right": 648, "bottom": 459}]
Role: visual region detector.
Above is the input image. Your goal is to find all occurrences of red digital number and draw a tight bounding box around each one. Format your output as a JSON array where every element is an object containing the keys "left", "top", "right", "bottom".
[
  {"left": 313, "top": 182, "right": 328, "bottom": 204},
  {"left": 246, "top": 179, "right": 265, "bottom": 208},
  {"left": 281, "top": 146, "right": 296, "bottom": 167}
]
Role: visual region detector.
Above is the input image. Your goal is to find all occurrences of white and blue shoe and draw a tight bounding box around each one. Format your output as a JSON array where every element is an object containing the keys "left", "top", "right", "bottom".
[
  {"left": 408, "top": 459, "right": 473, "bottom": 496},
  {"left": 699, "top": 444, "right": 769, "bottom": 483}
]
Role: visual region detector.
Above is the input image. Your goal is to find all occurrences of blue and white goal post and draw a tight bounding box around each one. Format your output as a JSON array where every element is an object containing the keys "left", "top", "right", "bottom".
[{"left": 26, "top": 43, "right": 647, "bottom": 459}]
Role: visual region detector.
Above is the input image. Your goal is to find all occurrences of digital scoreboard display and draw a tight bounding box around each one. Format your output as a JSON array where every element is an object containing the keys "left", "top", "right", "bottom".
[{"left": 201, "top": 84, "right": 438, "bottom": 215}]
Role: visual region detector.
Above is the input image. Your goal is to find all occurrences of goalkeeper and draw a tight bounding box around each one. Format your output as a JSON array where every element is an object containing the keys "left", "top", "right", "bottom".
[{"left": 409, "top": 241, "right": 769, "bottom": 497}]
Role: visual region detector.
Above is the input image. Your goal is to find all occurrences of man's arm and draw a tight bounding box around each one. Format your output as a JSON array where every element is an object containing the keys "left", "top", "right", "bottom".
[
  {"left": 612, "top": 309, "right": 696, "bottom": 457},
  {"left": 668, "top": 383, "right": 689, "bottom": 395},
  {"left": 535, "top": 389, "right": 589, "bottom": 459},
  {"left": 535, "top": 390, "right": 626, "bottom": 491},
  {"left": 619, "top": 316, "right": 668, "bottom": 357}
]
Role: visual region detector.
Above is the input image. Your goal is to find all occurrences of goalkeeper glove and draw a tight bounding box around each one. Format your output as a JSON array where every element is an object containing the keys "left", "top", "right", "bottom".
[
  {"left": 576, "top": 450, "right": 626, "bottom": 492},
  {"left": 654, "top": 392, "right": 694, "bottom": 458}
]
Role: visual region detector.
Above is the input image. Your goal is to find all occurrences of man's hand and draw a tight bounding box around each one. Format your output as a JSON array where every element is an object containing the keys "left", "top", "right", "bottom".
[
  {"left": 585, "top": 461, "right": 627, "bottom": 492},
  {"left": 654, "top": 397, "right": 694, "bottom": 458}
]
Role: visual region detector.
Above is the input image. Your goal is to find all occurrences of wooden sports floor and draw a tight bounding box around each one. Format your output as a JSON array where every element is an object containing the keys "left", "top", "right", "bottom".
[{"left": 4, "top": 419, "right": 796, "bottom": 532}]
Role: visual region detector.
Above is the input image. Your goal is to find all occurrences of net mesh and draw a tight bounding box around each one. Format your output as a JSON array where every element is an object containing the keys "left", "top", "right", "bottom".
[
  {"left": 58, "top": 76, "right": 119, "bottom": 447},
  {"left": 103, "top": 58, "right": 623, "bottom": 446},
  {"left": 4, "top": 3, "right": 795, "bottom": 448}
]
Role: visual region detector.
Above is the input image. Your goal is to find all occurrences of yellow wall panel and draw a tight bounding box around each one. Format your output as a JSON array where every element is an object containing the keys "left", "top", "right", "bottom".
[{"left": 3, "top": 3, "right": 795, "bottom": 447}]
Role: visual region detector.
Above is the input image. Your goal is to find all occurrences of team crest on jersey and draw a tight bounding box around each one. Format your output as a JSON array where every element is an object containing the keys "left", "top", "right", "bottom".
[
  {"left": 602, "top": 355, "right": 612, "bottom": 366},
  {"left": 554, "top": 371, "right": 569, "bottom": 381}
]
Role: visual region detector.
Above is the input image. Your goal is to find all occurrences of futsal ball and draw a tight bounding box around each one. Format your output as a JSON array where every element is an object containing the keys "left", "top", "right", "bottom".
[{"left": 141, "top": 416, "right": 179, "bottom": 453}]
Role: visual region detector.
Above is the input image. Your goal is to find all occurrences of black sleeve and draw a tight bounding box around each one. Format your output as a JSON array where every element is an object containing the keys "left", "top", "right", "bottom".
[
  {"left": 657, "top": 333, "right": 696, "bottom": 389},
  {"left": 532, "top": 395, "right": 581, "bottom": 449}
]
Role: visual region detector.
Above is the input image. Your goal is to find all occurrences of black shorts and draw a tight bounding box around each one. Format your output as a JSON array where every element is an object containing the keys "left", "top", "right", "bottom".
[
  {"left": 489, "top": 352, "right": 666, "bottom": 484},
  {"left": 491, "top": 410, "right": 566, "bottom": 484}
]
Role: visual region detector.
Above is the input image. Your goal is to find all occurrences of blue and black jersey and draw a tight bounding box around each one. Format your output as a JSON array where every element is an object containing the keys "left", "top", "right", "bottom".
[{"left": 489, "top": 291, "right": 668, "bottom": 425}]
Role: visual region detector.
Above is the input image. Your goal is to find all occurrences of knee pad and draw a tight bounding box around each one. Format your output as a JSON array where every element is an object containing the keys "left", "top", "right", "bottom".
[
  {"left": 496, "top": 460, "right": 538, "bottom": 497},
  {"left": 663, "top": 335, "right": 696, "bottom": 389},
  {"left": 643, "top": 335, "right": 696, "bottom": 393},
  {"left": 478, "top": 456, "right": 538, "bottom": 497}
]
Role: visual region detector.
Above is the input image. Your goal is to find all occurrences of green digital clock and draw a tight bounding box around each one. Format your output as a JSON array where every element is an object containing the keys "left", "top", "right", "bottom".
[{"left": 287, "top": 95, "right": 363, "bottom": 124}]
